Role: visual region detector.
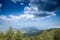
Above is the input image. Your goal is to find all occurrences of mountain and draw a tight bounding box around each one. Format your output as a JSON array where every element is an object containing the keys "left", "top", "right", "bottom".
[{"left": 20, "top": 27, "right": 43, "bottom": 36}]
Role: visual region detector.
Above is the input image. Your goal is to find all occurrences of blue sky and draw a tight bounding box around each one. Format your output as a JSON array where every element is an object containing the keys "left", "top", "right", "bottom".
[{"left": 0, "top": 0, "right": 60, "bottom": 30}]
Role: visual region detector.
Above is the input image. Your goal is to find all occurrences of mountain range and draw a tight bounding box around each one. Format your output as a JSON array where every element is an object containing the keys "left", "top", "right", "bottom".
[{"left": 20, "top": 27, "right": 43, "bottom": 36}]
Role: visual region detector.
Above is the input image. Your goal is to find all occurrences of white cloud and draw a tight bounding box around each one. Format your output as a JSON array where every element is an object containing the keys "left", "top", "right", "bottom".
[
  {"left": 0, "top": 3, "right": 2, "bottom": 11},
  {"left": 11, "top": 0, "right": 24, "bottom": 3},
  {"left": 0, "top": 5, "right": 56, "bottom": 22},
  {"left": 11, "top": 0, "right": 16, "bottom": 3},
  {"left": 0, "top": 12, "right": 56, "bottom": 22},
  {"left": 24, "top": 6, "right": 56, "bottom": 19},
  {"left": 24, "top": 6, "right": 31, "bottom": 14},
  {"left": 0, "top": 14, "right": 34, "bottom": 22},
  {"left": 19, "top": 14, "right": 34, "bottom": 19},
  {"left": 0, "top": 0, "right": 56, "bottom": 21},
  {"left": 0, "top": 3, "right": 2, "bottom": 8},
  {"left": 24, "top": 6, "right": 39, "bottom": 14},
  {"left": 20, "top": 3, "right": 24, "bottom": 5},
  {"left": 0, "top": 15, "right": 7, "bottom": 20}
]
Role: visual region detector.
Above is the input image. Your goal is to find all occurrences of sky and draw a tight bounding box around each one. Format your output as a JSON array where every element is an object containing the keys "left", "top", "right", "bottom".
[{"left": 0, "top": 0, "right": 60, "bottom": 30}]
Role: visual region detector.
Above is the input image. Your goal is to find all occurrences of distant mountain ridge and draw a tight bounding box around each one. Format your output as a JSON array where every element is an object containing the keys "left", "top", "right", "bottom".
[{"left": 20, "top": 27, "right": 43, "bottom": 36}]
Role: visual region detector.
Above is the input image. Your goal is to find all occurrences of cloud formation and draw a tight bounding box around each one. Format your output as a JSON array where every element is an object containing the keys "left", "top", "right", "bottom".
[
  {"left": 0, "top": 14, "right": 34, "bottom": 22},
  {"left": 0, "top": 0, "right": 57, "bottom": 22},
  {"left": 28, "top": 0, "right": 60, "bottom": 11},
  {"left": 10, "top": 0, "right": 57, "bottom": 20},
  {"left": 0, "top": 12, "right": 55, "bottom": 22},
  {"left": 11, "top": 0, "right": 60, "bottom": 11},
  {"left": 24, "top": 3, "right": 56, "bottom": 19}
]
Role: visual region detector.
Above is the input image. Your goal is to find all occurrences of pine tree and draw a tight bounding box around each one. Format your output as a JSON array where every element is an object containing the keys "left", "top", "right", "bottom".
[
  {"left": 24, "top": 36, "right": 30, "bottom": 40},
  {"left": 5, "top": 27, "right": 14, "bottom": 40},
  {"left": 52, "top": 28, "right": 60, "bottom": 40},
  {"left": 39, "top": 30, "right": 54, "bottom": 40},
  {"left": 0, "top": 31, "right": 5, "bottom": 40},
  {"left": 14, "top": 30, "right": 23, "bottom": 40}
]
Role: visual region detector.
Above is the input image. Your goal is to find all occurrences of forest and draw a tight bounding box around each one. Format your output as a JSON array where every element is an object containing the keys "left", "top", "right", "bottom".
[{"left": 0, "top": 27, "right": 60, "bottom": 40}]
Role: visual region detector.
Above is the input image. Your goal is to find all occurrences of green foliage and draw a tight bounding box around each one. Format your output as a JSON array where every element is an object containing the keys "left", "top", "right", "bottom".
[
  {"left": 39, "top": 28, "right": 60, "bottom": 40},
  {"left": 0, "top": 27, "right": 60, "bottom": 40},
  {"left": 0, "top": 31, "right": 5, "bottom": 40},
  {"left": 5, "top": 27, "right": 14, "bottom": 40},
  {"left": 39, "top": 30, "right": 54, "bottom": 40},
  {"left": 51, "top": 28, "right": 60, "bottom": 40},
  {"left": 24, "top": 36, "right": 30, "bottom": 40},
  {"left": 14, "top": 30, "right": 23, "bottom": 40}
]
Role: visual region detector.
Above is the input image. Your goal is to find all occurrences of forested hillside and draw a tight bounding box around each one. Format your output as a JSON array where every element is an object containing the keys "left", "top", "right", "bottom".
[{"left": 0, "top": 27, "right": 60, "bottom": 40}]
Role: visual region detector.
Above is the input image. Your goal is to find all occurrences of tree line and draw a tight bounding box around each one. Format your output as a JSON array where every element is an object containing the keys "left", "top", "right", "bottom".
[{"left": 0, "top": 27, "right": 60, "bottom": 40}]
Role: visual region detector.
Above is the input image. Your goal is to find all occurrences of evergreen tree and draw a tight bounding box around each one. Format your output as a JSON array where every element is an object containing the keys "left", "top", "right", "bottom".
[
  {"left": 39, "top": 30, "right": 54, "bottom": 40},
  {"left": 0, "top": 31, "right": 5, "bottom": 40},
  {"left": 5, "top": 27, "right": 14, "bottom": 40},
  {"left": 14, "top": 30, "right": 23, "bottom": 40},
  {"left": 51, "top": 28, "right": 60, "bottom": 40},
  {"left": 24, "top": 36, "right": 30, "bottom": 40}
]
